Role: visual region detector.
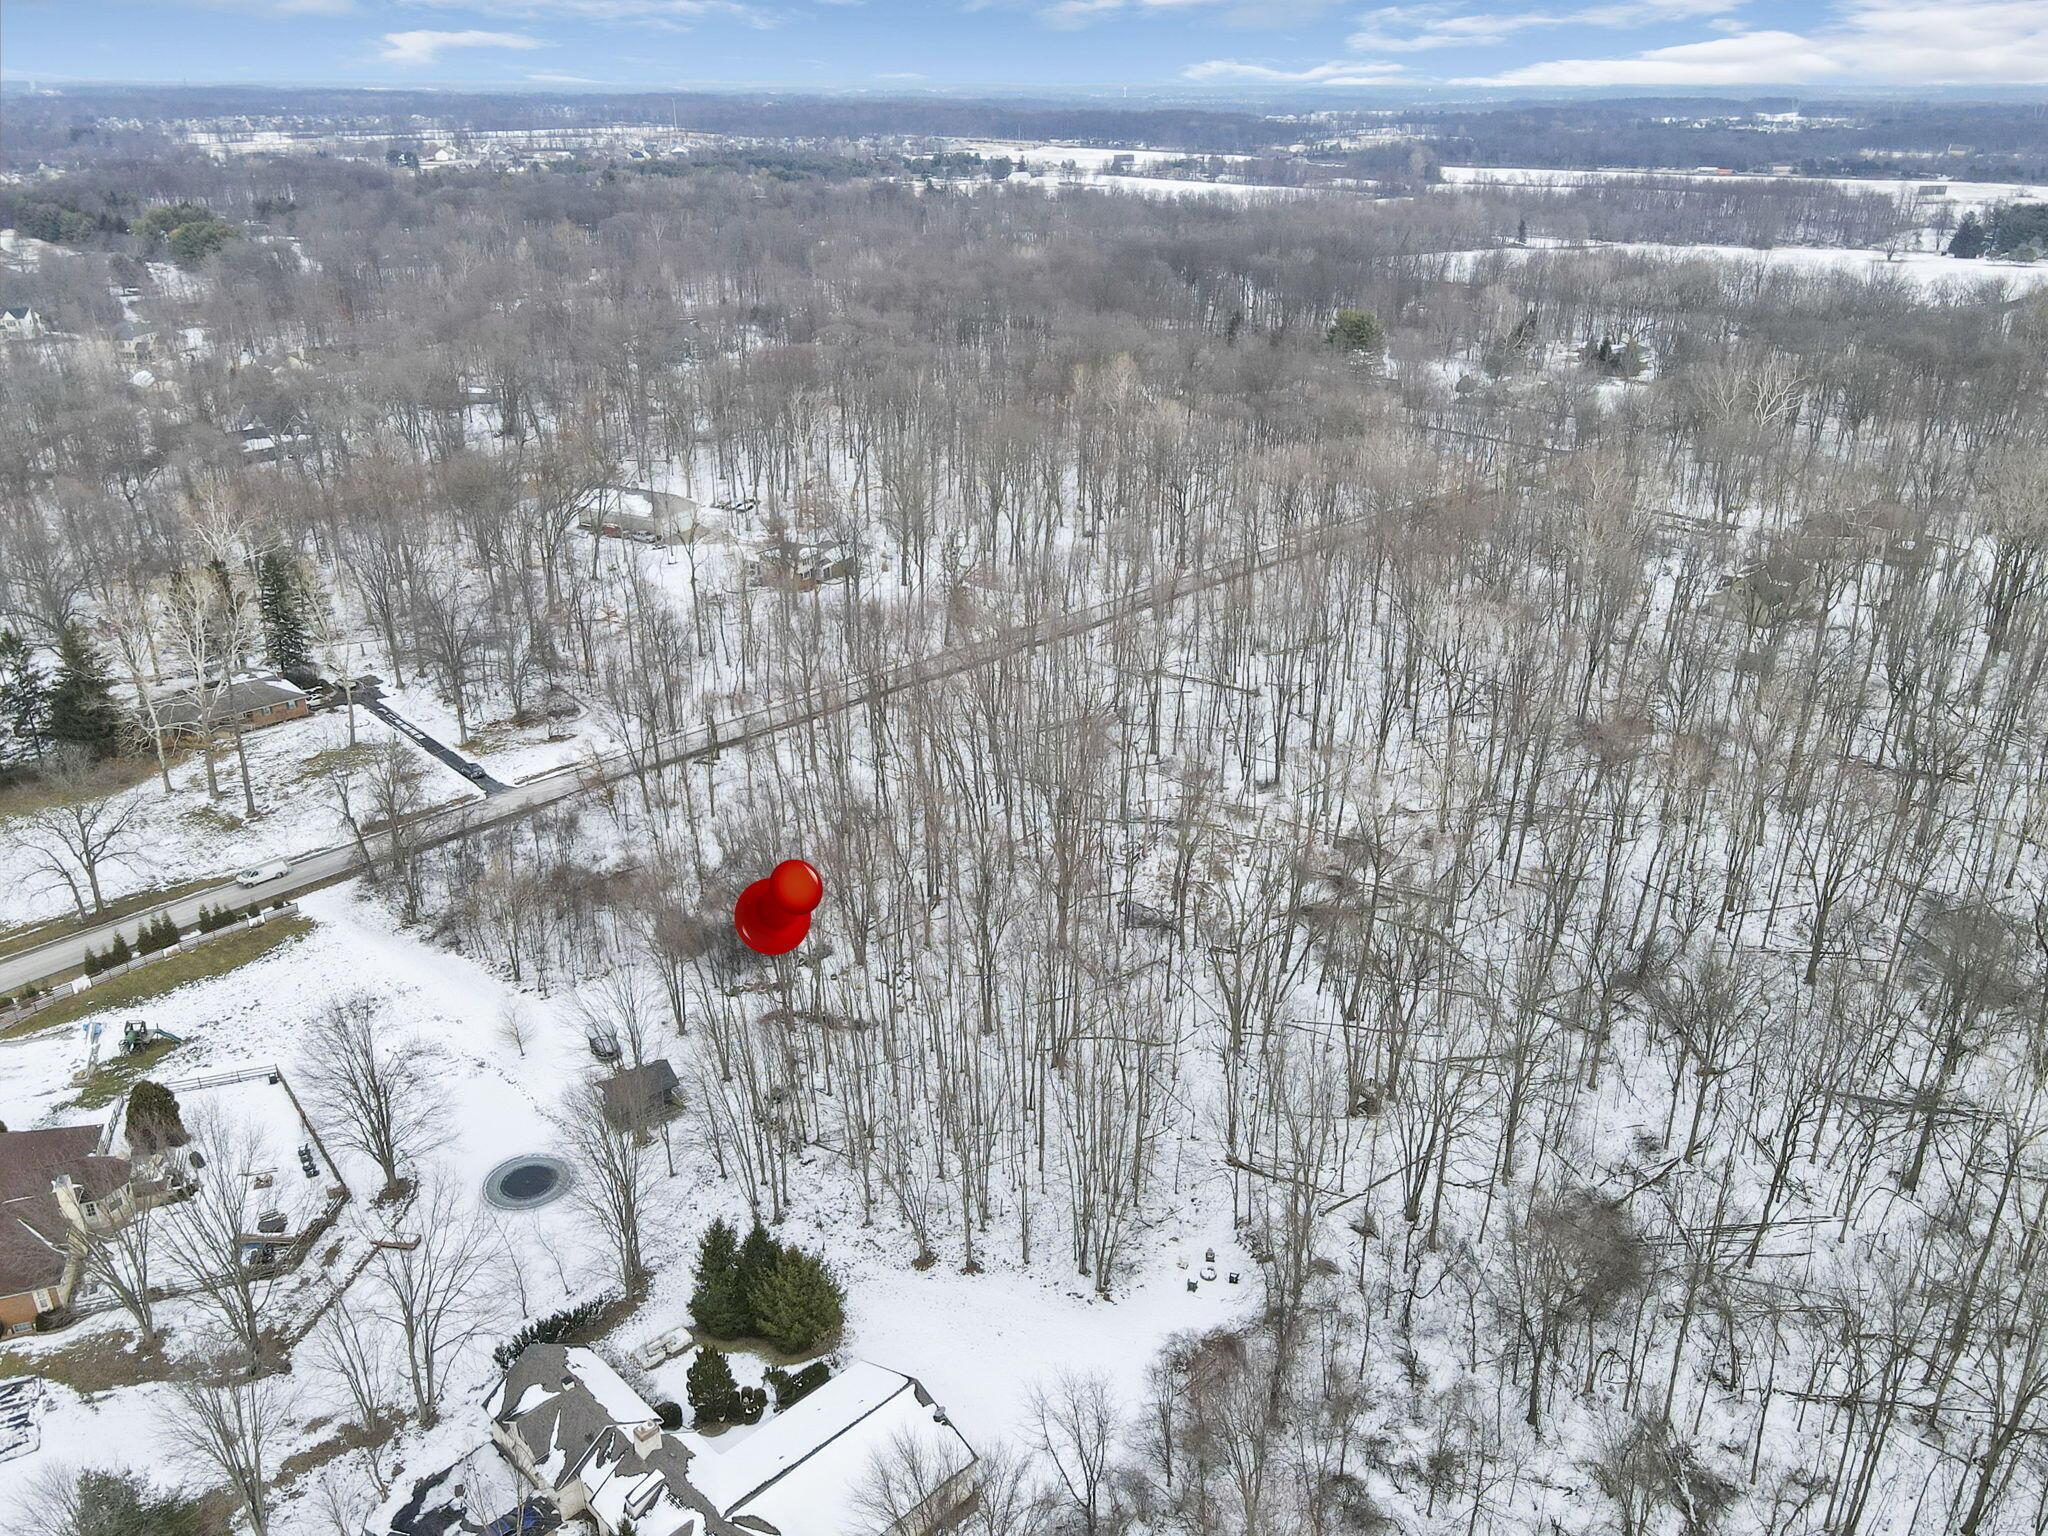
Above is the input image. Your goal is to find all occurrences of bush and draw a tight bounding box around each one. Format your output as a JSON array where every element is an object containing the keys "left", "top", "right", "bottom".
[
  {"left": 748, "top": 1248, "right": 845, "bottom": 1355},
  {"left": 735, "top": 1385, "right": 767, "bottom": 1425},
  {"left": 195, "top": 903, "right": 239, "bottom": 934},
  {"left": 135, "top": 915, "right": 179, "bottom": 956},
  {"left": 655, "top": 1400, "right": 683, "bottom": 1430},
  {"left": 766, "top": 1360, "right": 832, "bottom": 1411},
  {"left": 106, "top": 932, "right": 132, "bottom": 966},
  {"left": 686, "top": 1346, "right": 740, "bottom": 1427},
  {"left": 492, "top": 1292, "right": 620, "bottom": 1369}
]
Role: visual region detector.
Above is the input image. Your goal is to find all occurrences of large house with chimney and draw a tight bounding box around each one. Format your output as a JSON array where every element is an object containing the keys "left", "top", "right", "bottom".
[{"left": 483, "top": 1343, "right": 976, "bottom": 1536}]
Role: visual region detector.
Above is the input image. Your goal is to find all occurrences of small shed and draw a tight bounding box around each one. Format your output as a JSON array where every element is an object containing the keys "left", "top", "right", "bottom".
[{"left": 599, "top": 1060, "right": 681, "bottom": 1129}]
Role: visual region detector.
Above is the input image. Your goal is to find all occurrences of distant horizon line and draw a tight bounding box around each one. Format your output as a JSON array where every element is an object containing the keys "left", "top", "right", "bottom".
[{"left": 6, "top": 79, "right": 2048, "bottom": 110}]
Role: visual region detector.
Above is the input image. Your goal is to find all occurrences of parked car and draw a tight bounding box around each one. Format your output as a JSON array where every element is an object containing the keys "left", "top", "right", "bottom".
[
  {"left": 235, "top": 860, "right": 290, "bottom": 887},
  {"left": 460, "top": 760, "right": 488, "bottom": 781}
]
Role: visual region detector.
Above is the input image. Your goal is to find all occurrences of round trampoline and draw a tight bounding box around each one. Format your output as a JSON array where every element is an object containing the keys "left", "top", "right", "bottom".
[{"left": 484, "top": 1154, "right": 571, "bottom": 1210}]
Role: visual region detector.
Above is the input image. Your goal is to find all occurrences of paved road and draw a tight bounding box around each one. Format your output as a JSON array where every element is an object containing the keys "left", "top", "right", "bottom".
[
  {"left": 356, "top": 689, "right": 509, "bottom": 795},
  {"left": 0, "top": 512, "right": 1379, "bottom": 1001}
]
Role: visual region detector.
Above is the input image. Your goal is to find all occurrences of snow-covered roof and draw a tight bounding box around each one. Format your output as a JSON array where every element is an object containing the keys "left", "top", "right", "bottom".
[
  {"left": 696, "top": 1361, "right": 976, "bottom": 1535},
  {"left": 568, "top": 1347, "right": 660, "bottom": 1428},
  {"left": 492, "top": 1346, "right": 973, "bottom": 1536}
]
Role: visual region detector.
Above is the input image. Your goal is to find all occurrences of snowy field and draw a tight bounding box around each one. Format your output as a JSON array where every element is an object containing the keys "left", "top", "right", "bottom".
[
  {"left": 947, "top": 140, "right": 1253, "bottom": 173},
  {"left": 1439, "top": 163, "right": 2047, "bottom": 214},
  {"left": 1040, "top": 172, "right": 1306, "bottom": 203},
  {"left": 1425, "top": 238, "right": 2048, "bottom": 292}
]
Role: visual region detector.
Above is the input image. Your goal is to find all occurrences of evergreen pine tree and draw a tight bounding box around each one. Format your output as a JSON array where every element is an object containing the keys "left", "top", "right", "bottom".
[
  {"left": 74, "top": 1467, "right": 208, "bottom": 1536},
  {"left": 127, "top": 1079, "right": 187, "bottom": 1151},
  {"left": 747, "top": 1248, "right": 846, "bottom": 1354},
  {"left": 685, "top": 1346, "right": 740, "bottom": 1427},
  {"left": 1325, "top": 306, "right": 1385, "bottom": 358},
  {"left": 0, "top": 629, "right": 50, "bottom": 758},
  {"left": 690, "top": 1218, "right": 751, "bottom": 1337},
  {"left": 46, "top": 622, "right": 123, "bottom": 759},
  {"left": 736, "top": 1219, "right": 784, "bottom": 1330},
  {"left": 1949, "top": 212, "right": 1989, "bottom": 259},
  {"left": 256, "top": 550, "right": 313, "bottom": 676}
]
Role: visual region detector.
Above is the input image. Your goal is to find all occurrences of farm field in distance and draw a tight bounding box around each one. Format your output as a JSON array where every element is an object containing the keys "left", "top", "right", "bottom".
[{"left": 1, "top": 70, "right": 2047, "bottom": 1536}]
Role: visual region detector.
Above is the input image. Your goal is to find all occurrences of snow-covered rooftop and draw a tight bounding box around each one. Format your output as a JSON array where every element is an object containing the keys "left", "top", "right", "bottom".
[{"left": 725, "top": 1365, "right": 975, "bottom": 1536}]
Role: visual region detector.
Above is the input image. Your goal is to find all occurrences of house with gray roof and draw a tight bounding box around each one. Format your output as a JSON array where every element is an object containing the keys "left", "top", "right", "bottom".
[{"left": 487, "top": 1342, "right": 977, "bottom": 1536}]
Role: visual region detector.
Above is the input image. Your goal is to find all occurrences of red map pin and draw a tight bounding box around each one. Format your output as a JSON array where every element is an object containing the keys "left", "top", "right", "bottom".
[{"left": 734, "top": 859, "right": 824, "bottom": 956}]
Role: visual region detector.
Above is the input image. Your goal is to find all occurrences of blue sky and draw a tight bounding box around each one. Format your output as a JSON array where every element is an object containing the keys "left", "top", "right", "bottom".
[{"left": 3, "top": 1, "right": 2045, "bottom": 94}]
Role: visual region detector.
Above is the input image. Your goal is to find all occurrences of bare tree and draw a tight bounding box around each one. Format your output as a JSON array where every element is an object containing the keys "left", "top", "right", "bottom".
[
  {"left": 573, "top": 961, "right": 662, "bottom": 1070},
  {"left": 157, "top": 1111, "right": 298, "bottom": 1368},
  {"left": 307, "top": 1296, "right": 395, "bottom": 1495},
  {"left": 163, "top": 1372, "right": 293, "bottom": 1536},
  {"left": 1029, "top": 1370, "right": 1121, "bottom": 1536},
  {"left": 364, "top": 739, "right": 430, "bottom": 920},
  {"left": 555, "top": 1079, "right": 651, "bottom": 1294},
  {"left": 298, "top": 994, "right": 441, "bottom": 1199},
  {"left": 64, "top": 1199, "right": 159, "bottom": 1343},
  {"left": 856, "top": 1435, "right": 1041, "bottom": 1536},
  {"left": 12, "top": 747, "right": 143, "bottom": 917},
  {"left": 367, "top": 1177, "right": 497, "bottom": 1427},
  {"left": 497, "top": 997, "right": 533, "bottom": 1058}
]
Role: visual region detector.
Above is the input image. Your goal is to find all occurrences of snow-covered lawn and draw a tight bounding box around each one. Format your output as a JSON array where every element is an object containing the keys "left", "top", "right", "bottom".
[
  {"left": 0, "top": 707, "right": 479, "bottom": 934},
  {"left": 373, "top": 678, "right": 608, "bottom": 787},
  {"left": 0, "top": 882, "right": 1258, "bottom": 1534}
]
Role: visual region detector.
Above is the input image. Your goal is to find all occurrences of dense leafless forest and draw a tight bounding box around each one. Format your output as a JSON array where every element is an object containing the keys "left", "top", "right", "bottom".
[{"left": 4, "top": 95, "right": 2048, "bottom": 1536}]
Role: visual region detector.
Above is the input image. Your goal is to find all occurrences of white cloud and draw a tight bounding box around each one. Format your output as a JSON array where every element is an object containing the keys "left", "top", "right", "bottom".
[
  {"left": 195, "top": 0, "right": 360, "bottom": 13},
  {"left": 375, "top": 28, "right": 547, "bottom": 64},
  {"left": 1037, "top": 0, "right": 1229, "bottom": 23},
  {"left": 1184, "top": 57, "right": 1409, "bottom": 83},
  {"left": 1345, "top": 0, "right": 1743, "bottom": 53},
  {"left": 404, "top": 0, "right": 763, "bottom": 19},
  {"left": 1187, "top": 0, "right": 1749, "bottom": 87},
  {"left": 1029, "top": 0, "right": 1343, "bottom": 27},
  {"left": 1455, "top": 0, "right": 2048, "bottom": 85}
]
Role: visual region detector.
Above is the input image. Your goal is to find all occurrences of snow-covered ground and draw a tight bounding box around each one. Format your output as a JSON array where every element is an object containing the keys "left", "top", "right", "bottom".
[
  {"left": 1439, "top": 163, "right": 2047, "bottom": 214},
  {"left": 0, "top": 707, "right": 478, "bottom": 933},
  {"left": 0, "top": 883, "right": 1258, "bottom": 1534},
  {"left": 948, "top": 140, "right": 1253, "bottom": 174},
  {"left": 1425, "top": 238, "right": 2048, "bottom": 292},
  {"left": 1040, "top": 172, "right": 1307, "bottom": 203}
]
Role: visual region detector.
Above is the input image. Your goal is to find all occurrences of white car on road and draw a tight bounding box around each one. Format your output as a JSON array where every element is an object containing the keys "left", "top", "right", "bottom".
[{"left": 235, "top": 860, "right": 291, "bottom": 888}]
